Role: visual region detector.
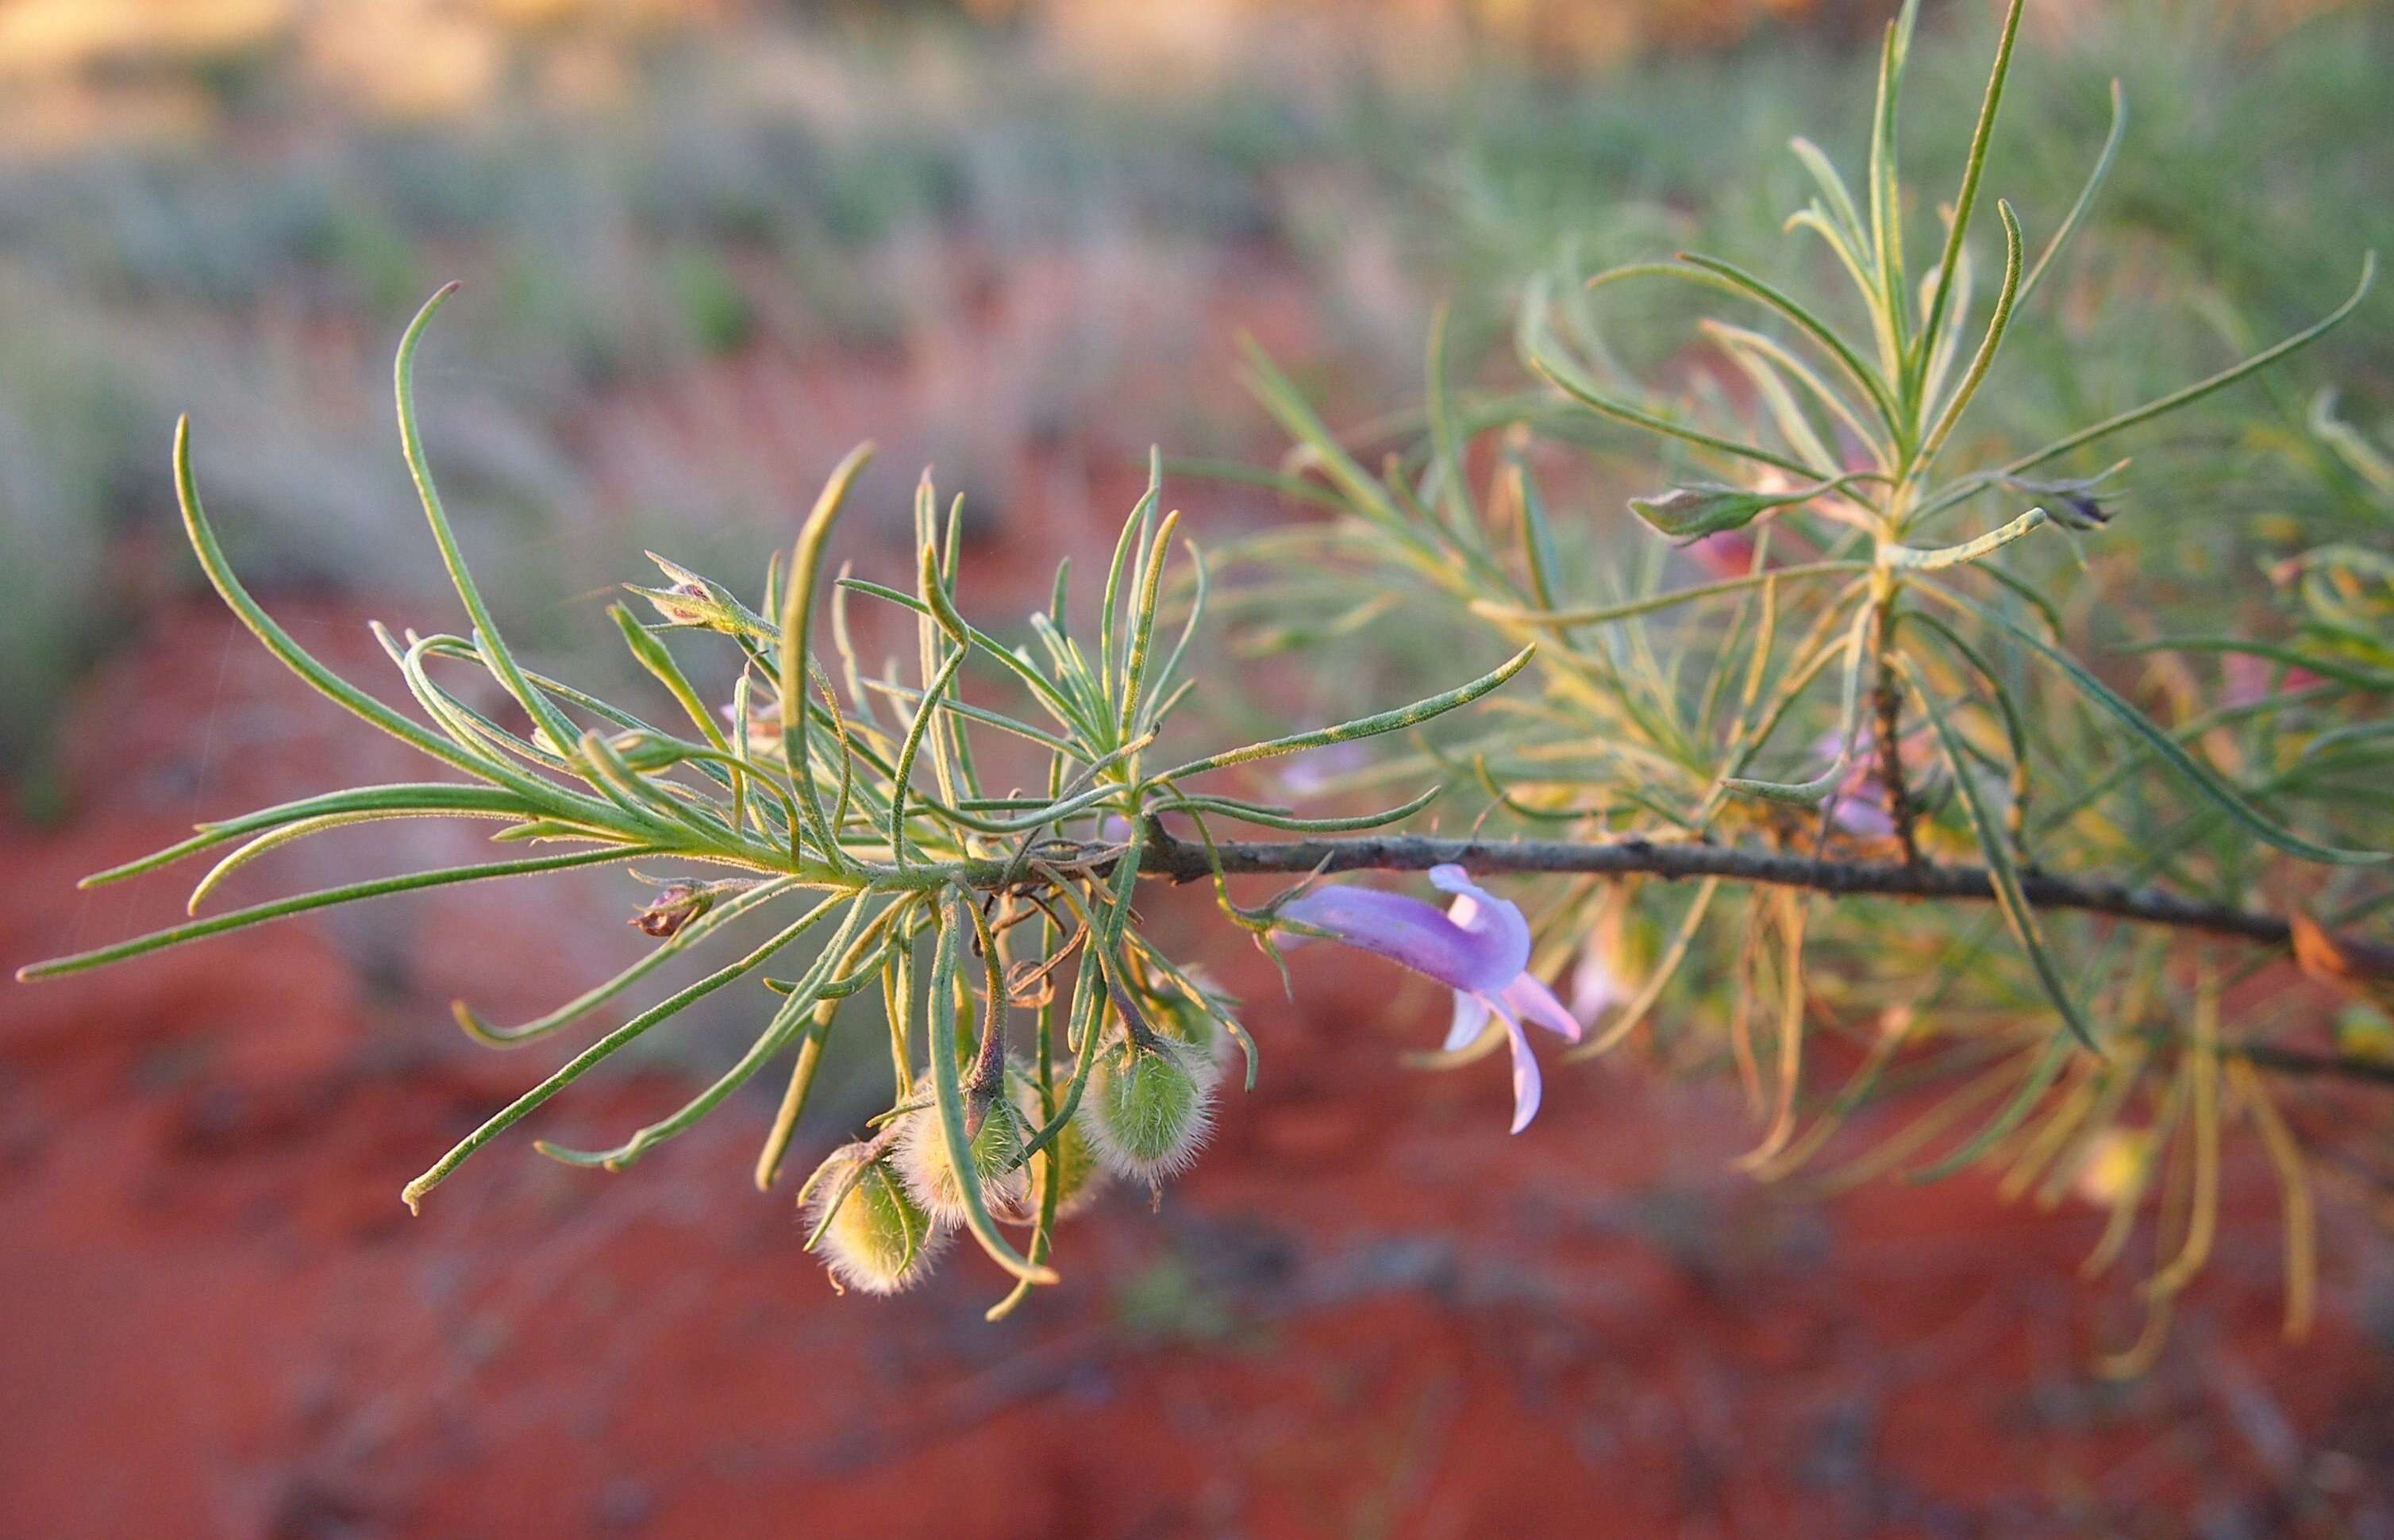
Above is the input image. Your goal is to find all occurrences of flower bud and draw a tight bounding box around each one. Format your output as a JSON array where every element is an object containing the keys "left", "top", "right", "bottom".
[
  {"left": 629, "top": 881, "right": 713, "bottom": 938},
  {"left": 1006, "top": 1061, "right": 1107, "bottom": 1220},
  {"left": 630, "top": 553, "right": 758, "bottom": 635},
  {"left": 1079, "top": 1038, "right": 1217, "bottom": 1183},
  {"left": 1627, "top": 484, "right": 1782, "bottom": 540},
  {"left": 629, "top": 583, "right": 731, "bottom": 631},
  {"left": 802, "top": 1142, "right": 945, "bottom": 1296},
  {"left": 1999, "top": 470, "right": 2119, "bottom": 531},
  {"left": 895, "top": 1072, "right": 1033, "bottom": 1225}
]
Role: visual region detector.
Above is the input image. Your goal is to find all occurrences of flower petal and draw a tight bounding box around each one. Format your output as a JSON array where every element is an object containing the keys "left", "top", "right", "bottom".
[
  {"left": 1429, "top": 865, "right": 1531, "bottom": 984},
  {"left": 1279, "top": 879, "right": 1522, "bottom": 995},
  {"left": 1444, "top": 990, "right": 1493, "bottom": 1053},
  {"left": 1830, "top": 783, "right": 1896, "bottom": 839},
  {"left": 1813, "top": 726, "right": 1909, "bottom": 839},
  {"left": 1501, "top": 972, "right": 1583, "bottom": 1043},
  {"left": 1485, "top": 996, "right": 1542, "bottom": 1134}
]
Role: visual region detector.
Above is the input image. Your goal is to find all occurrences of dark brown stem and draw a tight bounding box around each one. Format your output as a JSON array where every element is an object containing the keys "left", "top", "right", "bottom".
[
  {"left": 1094, "top": 833, "right": 2297, "bottom": 947},
  {"left": 1123, "top": 835, "right": 2394, "bottom": 1088},
  {"left": 1873, "top": 630, "right": 1921, "bottom": 865}
]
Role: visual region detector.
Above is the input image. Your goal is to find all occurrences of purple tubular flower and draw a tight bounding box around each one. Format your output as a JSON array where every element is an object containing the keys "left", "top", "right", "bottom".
[{"left": 1278, "top": 864, "right": 1582, "bottom": 1134}]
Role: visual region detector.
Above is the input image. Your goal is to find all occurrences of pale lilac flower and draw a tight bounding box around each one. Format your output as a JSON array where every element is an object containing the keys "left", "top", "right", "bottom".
[
  {"left": 2223, "top": 652, "right": 2324, "bottom": 709},
  {"left": 1828, "top": 774, "right": 1896, "bottom": 840},
  {"left": 1278, "top": 864, "right": 1581, "bottom": 1133},
  {"left": 1274, "top": 740, "right": 1372, "bottom": 800},
  {"left": 1814, "top": 728, "right": 1896, "bottom": 841},
  {"left": 1686, "top": 529, "right": 1760, "bottom": 583},
  {"left": 1569, "top": 943, "right": 1627, "bottom": 1026}
]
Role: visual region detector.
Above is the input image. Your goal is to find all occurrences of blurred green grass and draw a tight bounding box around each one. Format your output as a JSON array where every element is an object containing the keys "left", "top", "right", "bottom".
[{"left": 0, "top": 0, "right": 2385, "bottom": 794}]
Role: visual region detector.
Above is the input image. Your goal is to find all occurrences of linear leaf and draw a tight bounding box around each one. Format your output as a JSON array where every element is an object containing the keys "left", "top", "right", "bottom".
[{"left": 1919, "top": 582, "right": 2386, "bottom": 864}]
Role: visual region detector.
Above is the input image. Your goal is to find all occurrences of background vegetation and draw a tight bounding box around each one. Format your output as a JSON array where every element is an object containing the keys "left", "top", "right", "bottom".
[{"left": 3, "top": 2, "right": 2391, "bottom": 1534}]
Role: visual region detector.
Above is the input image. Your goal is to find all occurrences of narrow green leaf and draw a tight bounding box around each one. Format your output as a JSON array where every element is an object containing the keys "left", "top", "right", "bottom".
[
  {"left": 887, "top": 645, "right": 969, "bottom": 865},
  {"left": 400, "top": 893, "right": 845, "bottom": 1212},
  {"left": 1475, "top": 560, "right": 1868, "bottom": 629},
  {"left": 1153, "top": 537, "right": 1210, "bottom": 710},
  {"left": 1153, "top": 784, "right": 1442, "bottom": 834},
  {"left": 171, "top": 418, "right": 509, "bottom": 786},
  {"left": 394, "top": 286, "right": 583, "bottom": 755},
  {"left": 1120, "top": 506, "right": 1184, "bottom": 738},
  {"left": 1919, "top": 581, "right": 2385, "bottom": 864},
  {"left": 1905, "top": 662, "right": 2100, "bottom": 1051},
  {"left": 186, "top": 807, "right": 530, "bottom": 914},
  {"left": 21, "top": 846, "right": 651, "bottom": 982},
  {"left": 1153, "top": 644, "right": 1534, "bottom": 783},
  {"left": 1866, "top": 1, "right": 1923, "bottom": 375},
  {"left": 81, "top": 783, "right": 539, "bottom": 888},
  {"left": 1099, "top": 456, "right": 1160, "bottom": 717},
  {"left": 2017, "top": 78, "right": 2126, "bottom": 314},
  {"left": 1788, "top": 137, "right": 1869, "bottom": 261},
  {"left": 1702, "top": 321, "right": 1875, "bottom": 473},
  {"left": 1425, "top": 301, "right": 1480, "bottom": 538},
  {"left": 1672, "top": 253, "right": 1903, "bottom": 433},
  {"left": 1915, "top": 0, "right": 2026, "bottom": 384},
  {"left": 1927, "top": 254, "right": 2377, "bottom": 513},
  {"left": 1880, "top": 505, "right": 2047, "bottom": 572},
  {"left": 926, "top": 895, "right": 1057, "bottom": 1284},
  {"left": 454, "top": 876, "right": 802, "bottom": 1047},
  {"left": 781, "top": 443, "right": 877, "bottom": 867},
  {"left": 2118, "top": 637, "right": 2394, "bottom": 694},
  {"left": 1915, "top": 201, "right": 2025, "bottom": 470},
  {"left": 534, "top": 899, "right": 873, "bottom": 1171},
  {"left": 1522, "top": 291, "right": 1825, "bottom": 481}
]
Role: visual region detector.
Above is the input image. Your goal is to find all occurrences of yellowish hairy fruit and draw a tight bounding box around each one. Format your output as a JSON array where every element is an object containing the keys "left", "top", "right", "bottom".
[{"left": 805, "top": 1145, "right": 945, "bottom": 1296}]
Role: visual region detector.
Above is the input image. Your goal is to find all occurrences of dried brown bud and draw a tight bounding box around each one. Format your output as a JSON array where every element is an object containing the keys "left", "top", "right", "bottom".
[{"left": 630, "top": 882, "right": 713, "bottom": 938}]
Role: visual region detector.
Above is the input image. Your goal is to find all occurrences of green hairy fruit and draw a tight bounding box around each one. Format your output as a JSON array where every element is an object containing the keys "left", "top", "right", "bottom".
[
  {"left": 1149, "top": 980, "right": 1240, "bottom": 1073},
  {"left": 1009, "top": 1062, "right": 1107, "bottom": 1221},
  {"left": 1080, "top": 1038, "right": 1218, "bottom": 1183},
  {"left": 895, "top": 1072, "right": 1033, "bottom": 1226}
]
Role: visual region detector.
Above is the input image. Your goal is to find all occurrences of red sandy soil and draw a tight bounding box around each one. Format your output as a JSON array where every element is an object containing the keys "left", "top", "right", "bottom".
[{"left": 7, "top": 596, "right": 2393, "bottom": 1540}]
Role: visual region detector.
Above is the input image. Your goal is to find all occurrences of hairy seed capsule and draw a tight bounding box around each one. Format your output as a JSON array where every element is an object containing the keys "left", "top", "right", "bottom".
[
  {"left": 801, "top": 1142, "right": 945, "bottom": 1296},
  {"left": 1080, "top": 1038, "right": 1216, "bottom": 1182},
  {"left": 895, "top": 1073, "right": 1032, "bottom": 1224},
  {"left": 1153, "top": 983, "right": 1241, "bottom": 1076},
  {"left": 1007, "top": 1061, "right": 1107, "bottom": 1221}
]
